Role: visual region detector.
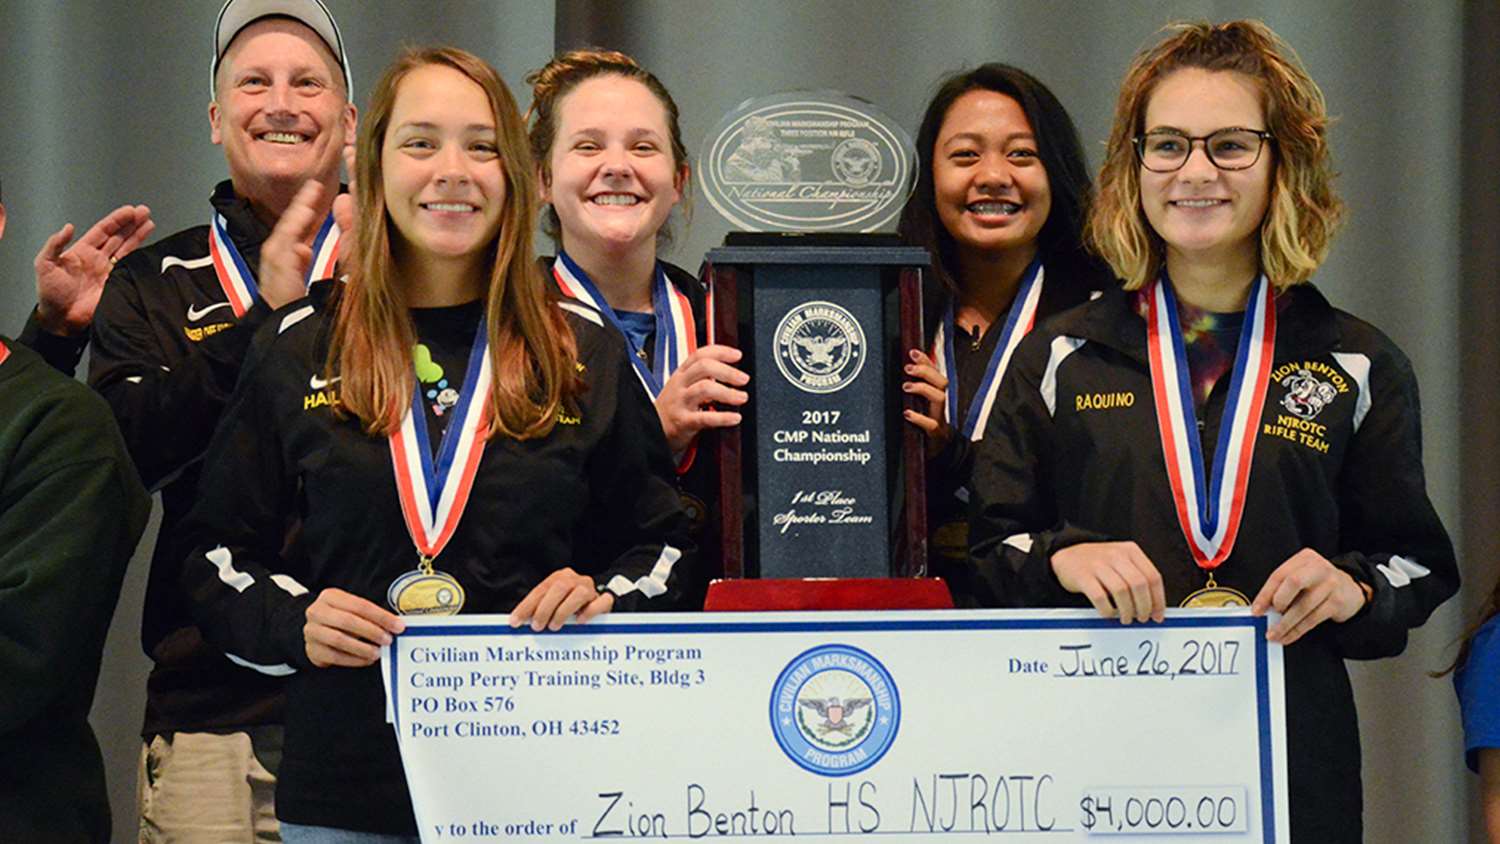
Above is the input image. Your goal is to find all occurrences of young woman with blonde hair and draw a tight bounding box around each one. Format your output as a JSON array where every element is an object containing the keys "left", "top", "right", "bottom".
[
  {"left": 181, "top": 46, "right": 691, "bottom": 841},
  {"left": 968, "top": 20, "right": 1456, "bottom": 840}
]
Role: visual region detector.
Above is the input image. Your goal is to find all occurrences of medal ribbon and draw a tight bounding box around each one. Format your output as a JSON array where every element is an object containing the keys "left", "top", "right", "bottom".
[
  {"left": 932, "top": 259, "right": 1045, "bottom": 441},
  {"left": 1146, "top": 274, "right": 1276, "bottom": 570},
  {"left": 389, "top": 317, "right": 492, "bottom": 563},
  {"left": 552, "top": 251, "right": 697, "bottom": 400},
  {"left": 208, "top": 212, "right": 341, "bottom": 318},
  {"left": 0, "top": 339, "right": 10, "bottom": 367},
  {"left": 703, "top": 273, "right": 716, "bottom": 346}
]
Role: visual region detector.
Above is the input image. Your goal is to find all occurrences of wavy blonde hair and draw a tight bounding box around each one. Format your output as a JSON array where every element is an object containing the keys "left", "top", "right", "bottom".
[
  {"left": 1087, "top": 20, "right": 1345, "bottom": 290},
  {"left": 327, "top": 46, "right": 578, "bottom": 440}
]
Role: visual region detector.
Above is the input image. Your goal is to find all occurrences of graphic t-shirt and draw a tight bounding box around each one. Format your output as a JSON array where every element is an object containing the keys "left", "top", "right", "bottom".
[{"left": 410, "top": 300, "right": 483, "bottom": 454}]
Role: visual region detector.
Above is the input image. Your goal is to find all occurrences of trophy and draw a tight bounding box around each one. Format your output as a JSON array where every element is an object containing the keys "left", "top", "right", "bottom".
[{"left": 698, "top": 91, "right": 937, "bottom": 598}]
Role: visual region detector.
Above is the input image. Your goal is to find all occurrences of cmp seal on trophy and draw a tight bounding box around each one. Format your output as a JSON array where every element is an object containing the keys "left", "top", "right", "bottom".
[{"left": 773, "top": 300, "right": 867, "bottom": 394}]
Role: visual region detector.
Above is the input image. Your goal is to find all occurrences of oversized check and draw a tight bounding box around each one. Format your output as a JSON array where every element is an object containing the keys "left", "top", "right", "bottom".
[{"left": 382, "top": 609, "right": 1286, "bottom": 842}]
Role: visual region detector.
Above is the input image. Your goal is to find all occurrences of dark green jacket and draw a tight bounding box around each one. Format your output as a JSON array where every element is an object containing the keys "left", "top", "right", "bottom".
[{"left": 0, "top": 336, "right": 149, "bottom": 843}]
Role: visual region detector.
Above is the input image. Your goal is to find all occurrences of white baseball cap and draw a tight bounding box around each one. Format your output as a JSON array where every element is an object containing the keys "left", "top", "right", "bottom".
[{"left": 211, "top": 0, "right": 352, "bottom": 101}]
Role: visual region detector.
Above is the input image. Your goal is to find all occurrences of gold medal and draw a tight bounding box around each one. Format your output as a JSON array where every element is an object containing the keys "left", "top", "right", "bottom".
[
  {"left": 387, "top": 557, "right": 466, "bottom": 616},
  {"left": 1180, "top": 575, "right": 1249, "bottom": 609}
]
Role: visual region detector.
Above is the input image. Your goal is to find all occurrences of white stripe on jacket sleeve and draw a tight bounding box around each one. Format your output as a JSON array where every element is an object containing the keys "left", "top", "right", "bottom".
[
  {"left": 1040, "top": 336, "right": 1087, "bottom": 417},
  {"left": 605, "top": 545, "right": 681, "bottom": 599},
  {"left": 203, "top": 546, "right": 305, "bottom": 675},
  {"left": 1331, "top": 352, "right": 1372, "bottom": 432},
  {"left": 1376, "top": 554, "right": 1431, "bottom": 588}
]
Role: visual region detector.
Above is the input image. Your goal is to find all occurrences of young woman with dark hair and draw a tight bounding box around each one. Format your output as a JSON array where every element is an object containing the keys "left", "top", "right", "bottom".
[
  {"left": 180, "top": 46, "right": 692, "bottom": 841},
  {"left": 897, "top": 62, "right": 1108, "bottom": 595}
]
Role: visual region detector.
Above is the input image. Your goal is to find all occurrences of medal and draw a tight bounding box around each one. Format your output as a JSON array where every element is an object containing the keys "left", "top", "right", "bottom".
[
  {"left": 1180, "top": 577, "right": 1250, "bottom": 608},
  {"left": 209, "top": 211, "right": 340, "bottom": 317},
  {"left": 387, "top": 568, "right": 466, "bottom": 615},
  {"left": 932, "top": 259, "right": 1044, "bottom": 441},
  {"left": 387, "top": 316, "right": 492, "bottom": 616},
  {"left": 1145, "top": 274, "right": 1276, "bottom": 606},
  {"left": 552, "top": 251, "right": 698, "bottom": 400}
]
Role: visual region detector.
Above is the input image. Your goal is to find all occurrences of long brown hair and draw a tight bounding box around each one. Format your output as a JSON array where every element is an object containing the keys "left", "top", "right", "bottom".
[
  {"left": 1086, "top": 20, "right": 1345, "bottom": 290},
  {"left": 327, "top": 46, "right": 578, "bottom": 440},
  {"left": 525, "top": 47, "right": 690, "bottom": 246}
]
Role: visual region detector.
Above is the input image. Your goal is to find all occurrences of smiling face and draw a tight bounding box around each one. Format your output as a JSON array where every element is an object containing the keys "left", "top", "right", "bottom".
[
  {"left": 381, "top": 63, "right": 506, "bottom": 275},
  {"left": 541, "top": 74, "right": 685, "bottom": 263},
  {"left": 210, "top": 17, "right": 355, "bottom": 205},
  {"left": 1139, "top": 68, "right": 1273, "bottom": 270},
  {"left": 932, "top": 89, "right": 1052, "bottom": 271}
]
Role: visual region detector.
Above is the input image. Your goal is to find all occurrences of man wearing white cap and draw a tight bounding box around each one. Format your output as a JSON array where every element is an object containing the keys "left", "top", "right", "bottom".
[{"left": 19, "top": 2, "right": 355, "bottom": 839}]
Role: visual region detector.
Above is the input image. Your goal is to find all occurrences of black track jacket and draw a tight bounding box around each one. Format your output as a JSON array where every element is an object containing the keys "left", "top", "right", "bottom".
[
  {"left": 21, "top": 181, "right": 289, "bottom": 736},
  {"left": 180, "top": 287, "right": 695, "bottom": 833},
  {"left": 968, "top": 284, "right": 1458, "bottom": 842}
]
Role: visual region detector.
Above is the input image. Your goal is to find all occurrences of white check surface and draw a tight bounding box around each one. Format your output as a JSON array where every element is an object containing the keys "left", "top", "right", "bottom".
[{"left": 381, "top": 608, "right": 1286, "bottom": 842}]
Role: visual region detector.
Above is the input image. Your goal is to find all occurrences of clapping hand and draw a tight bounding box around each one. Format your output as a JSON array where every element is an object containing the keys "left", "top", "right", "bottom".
[{"left": 34, "top": 204, "right": 154, "bottom": 335}]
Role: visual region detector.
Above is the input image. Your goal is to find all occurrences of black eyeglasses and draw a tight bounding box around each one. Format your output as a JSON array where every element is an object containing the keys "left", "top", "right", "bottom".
[{"left": 1133, "top": 128, "right": 1274, "bottom": 172}]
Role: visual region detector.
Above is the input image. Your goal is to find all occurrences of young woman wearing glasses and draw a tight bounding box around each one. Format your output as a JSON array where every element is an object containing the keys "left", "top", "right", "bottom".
[{"left": 967, "top": 21, "right": 1456, "bottom": 841}]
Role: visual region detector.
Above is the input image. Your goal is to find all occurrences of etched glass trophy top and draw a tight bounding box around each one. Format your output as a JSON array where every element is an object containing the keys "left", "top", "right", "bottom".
[{"left": 698, "top": 91, "right": 917, "bottom": 233}]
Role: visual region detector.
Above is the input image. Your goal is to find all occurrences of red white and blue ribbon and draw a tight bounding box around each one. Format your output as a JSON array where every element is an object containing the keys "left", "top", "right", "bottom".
[
  {"left": 932, "top": 259, "right": 1044, "bottom": 441},
  {"left": 389, "top": 319, "right": 492, "bottom": 561},
  {"left": 208, "top": 212, "right": 341, "bottom": 318},
  {"left": 1146, "top": 274, "right": 1276, "bottom": 570},
  {"left": 552, "top": 251, "right": 697, "bottom": 400},
  {"left": 0, "top": 339, "right": 10, "bottom": 367}
]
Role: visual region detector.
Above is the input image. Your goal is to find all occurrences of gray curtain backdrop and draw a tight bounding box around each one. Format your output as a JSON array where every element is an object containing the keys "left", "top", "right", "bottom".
[{"left": 0, "top": 2, "right": 1492, "bottom": 841}]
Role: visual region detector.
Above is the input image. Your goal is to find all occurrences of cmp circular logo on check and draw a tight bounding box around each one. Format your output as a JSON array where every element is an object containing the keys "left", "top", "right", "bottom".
[{"left": 770, "top": 644, "right": 900, "bottom": 776}]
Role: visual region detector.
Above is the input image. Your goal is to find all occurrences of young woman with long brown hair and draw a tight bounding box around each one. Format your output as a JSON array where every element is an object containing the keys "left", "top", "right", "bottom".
[
  {"left": 968, "top": 21, "right": 1456, "bottom": 840},
  {"left": 180, "top": 46, "right": 691, "bottom": 841}
]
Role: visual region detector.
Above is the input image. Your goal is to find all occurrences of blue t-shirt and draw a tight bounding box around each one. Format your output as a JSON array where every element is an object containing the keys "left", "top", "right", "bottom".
[
  {"left": 616, "top": 311, "right": 655, "bottom": 362},
  {"left": 1455, "top": 614, "right": 1500, "bottom": 772}
]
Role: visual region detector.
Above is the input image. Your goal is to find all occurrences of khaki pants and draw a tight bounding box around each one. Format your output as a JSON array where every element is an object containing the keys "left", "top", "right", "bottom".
[{"left": 138, "top": 727, "right": 281, "bottom": 843}]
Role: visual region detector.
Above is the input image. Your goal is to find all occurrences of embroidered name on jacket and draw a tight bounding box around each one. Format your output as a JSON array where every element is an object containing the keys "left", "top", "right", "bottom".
[
  {"left": 1075, "top": 391, "right": 1136, "bottom": 412},
  {"left": 184, "top": 322, "right": 233, "bottom": 342},
  {"left": 303, "top": 377, "right": 342, "bottom": 411},
  {"left": 1263, "top": 413, "right": 1331, "bottom": 453}
]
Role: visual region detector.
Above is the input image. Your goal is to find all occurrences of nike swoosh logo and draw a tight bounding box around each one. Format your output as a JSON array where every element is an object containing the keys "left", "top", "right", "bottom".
[
  {"left": 187, "top": 302, "right": 233, "bottom": 322},
  {"left": 309, "top": 374, "right": 342, "bottom": 390}
]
